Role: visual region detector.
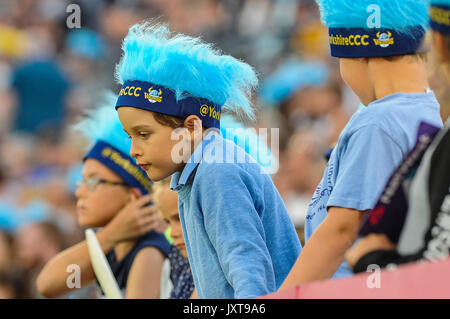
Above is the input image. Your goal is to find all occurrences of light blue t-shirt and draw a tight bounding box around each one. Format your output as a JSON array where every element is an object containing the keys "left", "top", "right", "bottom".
[
  {"left": 306, "top": 91, "right": 443, "bottom": 279},
  {"left": 171, "top": 131, "right": 302, "bottom": 299}
]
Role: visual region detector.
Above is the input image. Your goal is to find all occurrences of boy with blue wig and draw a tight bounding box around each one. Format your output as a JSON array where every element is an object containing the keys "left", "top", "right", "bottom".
[
  {"left": 281, "top": 0, "right": 443, "bottom": 289},
  {"left": 345, "top": 0, "right": 450, "bottom": 273},
  {"left": 114, "top": 22, "right": 302, "bottom": 299}
]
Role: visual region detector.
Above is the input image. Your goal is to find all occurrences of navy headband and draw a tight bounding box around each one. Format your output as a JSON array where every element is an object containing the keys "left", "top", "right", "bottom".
[
  {"left": 328, "top": 26, "right": 427, "bottom": 58},
  {"left": 84, "top": 140, "right": 152, "bottom": 195},
  {"left": 430, "top": 5, "right": 450, "bottom": 35},
  {"left": 115, "top": 80, "right": 222, "bottom": 129}
]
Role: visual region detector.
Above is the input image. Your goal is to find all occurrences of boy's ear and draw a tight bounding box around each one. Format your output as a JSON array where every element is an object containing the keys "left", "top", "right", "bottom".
[{"left": 183, "top": 115, "right": 203, "bottom": 132}]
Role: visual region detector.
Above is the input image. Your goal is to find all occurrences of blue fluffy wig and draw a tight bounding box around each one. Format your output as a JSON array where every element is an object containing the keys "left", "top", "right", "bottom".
[
  {"left": 316, "top": 0, "right": 430, "bottom": 31},
  {"left": 259, "top": 59, "right": 329, "bottom": 107},
  {"left": 431, "top": 0, "right": 450, "bottom": 5},
  {"left": 115, "top": 22, "right": 258, "bottom": 120},
  {"left": 220, "top": 114, "right": 276, "bottom": 174},
  {"left": 73, "top": 92, "right": 133, "bottom": 158}
]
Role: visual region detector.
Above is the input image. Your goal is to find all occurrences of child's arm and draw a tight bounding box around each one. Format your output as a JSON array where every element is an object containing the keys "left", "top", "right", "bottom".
[
  {"left": 280, "top": 207, "right": 365, "bottom": 289},
  {"left": 125, "top": 247, "right": 165, "bottom": 298},
  {"left": 281, "top": 125, "right": 404, "bottom": 289},
  {"left": 36, "top": 227, "right": 116, "bottom": 298},
  {"left": 36, "top": 195, "right": 157, "bottom": 298},
  {"left": 345, "top": 233, "right": 396, "bottom": 270}
]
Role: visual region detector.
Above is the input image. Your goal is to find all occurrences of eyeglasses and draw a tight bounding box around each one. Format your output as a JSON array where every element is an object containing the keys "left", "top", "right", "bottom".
[{"left": 76, "top": 177, "right": 129, "bottom": 192}]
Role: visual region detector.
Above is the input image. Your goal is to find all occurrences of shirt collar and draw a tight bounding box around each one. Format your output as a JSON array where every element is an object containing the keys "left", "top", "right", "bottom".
[{"left": 170, "top": 130, "right": 219, "bottom": 191}]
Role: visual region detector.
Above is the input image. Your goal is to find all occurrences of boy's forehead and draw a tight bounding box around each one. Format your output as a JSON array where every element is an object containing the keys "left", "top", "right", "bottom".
[
  {"left": 81, "top": 160, "right": 98, "bottom": 176},
  {"left": 117, "top": 107, "right": 156, "bottom": 128},
  {"left": 82, "top": 159, "right": 107, "bottom": 176}
]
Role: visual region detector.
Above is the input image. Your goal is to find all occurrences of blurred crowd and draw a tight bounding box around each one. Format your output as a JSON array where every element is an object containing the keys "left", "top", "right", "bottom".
[{"left": 0, "top": 0, "right": 448, "bottom": 298}]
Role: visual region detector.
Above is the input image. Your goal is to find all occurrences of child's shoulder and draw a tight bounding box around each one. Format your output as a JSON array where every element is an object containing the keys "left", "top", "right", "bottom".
[
  {"left": 198, "top": 135, "right": 265, "bottom": 174},
  {"left": 347, "top": 93, "right": 437, "bottom": 134},
  {"left": 339, "top": 92, "right": 442, "bottom": 154}
]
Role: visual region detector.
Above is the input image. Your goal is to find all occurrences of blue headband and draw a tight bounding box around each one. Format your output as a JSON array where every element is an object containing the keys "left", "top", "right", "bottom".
[
  {"left": 430, "top": 5, "right": 450, "bottom": 34},
  {"left": 84, "top": 140, "right": 152, "bottom": 195},
  {"left": 115, "top": 80, "right": 222, "bottom": 129},
  {"left": 328, "top": 26, "right": 427, "bottom": 58}
]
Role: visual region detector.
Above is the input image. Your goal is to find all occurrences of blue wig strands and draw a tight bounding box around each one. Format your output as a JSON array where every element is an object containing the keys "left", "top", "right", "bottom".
[
  {"left": 316, "top": 0, "right": 431, "bottom": 58},
  {"left": 316, "top": 0, "right": 429, "bottom": 30},
  {"left": 259, "top": 59, "right": 329, "bottom": 107},
  {"left": 220, "top": 114, "right": 276, "bottom": 174},
  {"left": 73, "top": 92, "right": 152, "bottom": 194},
  {"left": 431, "top": 0, "right": 450, "bottom": 5},
  {"left": 115, "top": 22, "right": 258, "bottom": 121},
  {"left": 74, "top": 92, "right": 132, "bottom": 156}
]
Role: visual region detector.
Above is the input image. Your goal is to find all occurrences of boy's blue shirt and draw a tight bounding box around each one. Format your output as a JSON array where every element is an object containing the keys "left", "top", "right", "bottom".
[
  {"left": 171, "top": 131, "right": 302, "bottom": 299},
  {"left": 306, "top": 91, "right": 443, "bottom": 279}
]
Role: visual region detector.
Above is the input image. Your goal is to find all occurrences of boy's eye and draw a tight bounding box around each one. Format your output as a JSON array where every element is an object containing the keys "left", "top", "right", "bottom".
[{"left": 139, "top": 132, "right": 150, "bottom": 139}]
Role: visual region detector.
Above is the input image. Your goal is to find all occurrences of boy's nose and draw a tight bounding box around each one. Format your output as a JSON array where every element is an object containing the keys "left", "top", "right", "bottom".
[
  {"left": 170, "top": 225, "right": 182, "bottom": 239},
  {"left": 75, "top": 182, "right": 87, "bottom": 199},
  {"left": 129, "top": 139, "right": 142, "bottom": 159}
]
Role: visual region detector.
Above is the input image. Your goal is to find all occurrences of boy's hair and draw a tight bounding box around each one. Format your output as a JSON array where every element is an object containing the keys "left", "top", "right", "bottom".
[
  {"left": 115, "top": 21, "right": 258, "bottom": 121},
  {"left": 153, "top": 113, "right": 185, "bottom": 129}
]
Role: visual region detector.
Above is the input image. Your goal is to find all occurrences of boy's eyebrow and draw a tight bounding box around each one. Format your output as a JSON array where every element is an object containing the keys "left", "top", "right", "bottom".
[
  {"left": 130, "top": 124, "right": 151, "bottom": 132},
  {"left": 82, "top": 172, "right": 98, "bottom": 178}
]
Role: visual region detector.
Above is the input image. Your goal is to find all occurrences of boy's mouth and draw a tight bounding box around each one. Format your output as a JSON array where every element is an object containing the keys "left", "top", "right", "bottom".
[
  {"left": 175, "top": 243, "right": 185, "bottom": 251},
  {"left": 137, "top": 163, "right": 151, "bottom": 171}
]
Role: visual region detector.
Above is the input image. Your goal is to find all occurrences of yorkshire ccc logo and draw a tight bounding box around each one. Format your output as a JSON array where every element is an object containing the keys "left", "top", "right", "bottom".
[
  {"left": 373, "top": 31, "right": 394, "bottom": 48},
  {"left": 144, "top": 87, "right": 162, "bottom": 103}
]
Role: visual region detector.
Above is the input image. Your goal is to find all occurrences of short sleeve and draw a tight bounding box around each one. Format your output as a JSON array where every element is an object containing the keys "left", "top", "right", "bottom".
[{"left": 328, "top": 125, "right": 404, "bottom": 211}]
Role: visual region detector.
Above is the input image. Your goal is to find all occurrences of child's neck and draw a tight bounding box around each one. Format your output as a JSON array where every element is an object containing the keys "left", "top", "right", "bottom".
[
  {"left": 366, "top": 57, "right": 429, "bottom": 104},
  {"left": 114, "top": 239, "right": 137, "bottom": 261}
]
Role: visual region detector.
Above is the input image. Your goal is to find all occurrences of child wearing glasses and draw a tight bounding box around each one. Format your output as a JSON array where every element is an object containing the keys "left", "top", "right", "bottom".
[{"left": 37, "top": 93, "right": 171, "bottom": 298}]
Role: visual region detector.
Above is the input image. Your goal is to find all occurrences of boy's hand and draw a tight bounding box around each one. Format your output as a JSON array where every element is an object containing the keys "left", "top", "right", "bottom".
[
  {"left": 104, "top": 194, "right": 158, "bottom": 245},
  {"left": 345, "top": 233, "right": 395, "bottom": 269}
]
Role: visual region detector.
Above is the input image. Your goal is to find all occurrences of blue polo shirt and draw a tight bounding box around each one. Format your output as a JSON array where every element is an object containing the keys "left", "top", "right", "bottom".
[{"left": 171, "top": 130, "right": 301, "bottom": 299}]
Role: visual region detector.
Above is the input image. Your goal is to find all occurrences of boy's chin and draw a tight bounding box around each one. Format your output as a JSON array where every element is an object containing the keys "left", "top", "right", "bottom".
[
  {"left": 78, "top": 216, "right": 106, "bottom": 228},
  {"left": 146, "top": 168, "right": 174, "bottom": 182}
]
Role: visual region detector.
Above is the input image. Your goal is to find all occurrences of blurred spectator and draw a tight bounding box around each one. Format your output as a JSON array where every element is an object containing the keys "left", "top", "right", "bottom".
[
  {"left": 273, "top": 130, "right": 327, "bottom": 243},
  {"left": 10, "top": 59, "right": 70, "bottom": 134},
  {"left": 15, "top": 221, "right": 65, "bottom": 298},
  {"left": 0, "top": 231, "right": 13, "bottom": 273},
  {"left": 0, "top": 272, "right": 16, "bottom": 299}
]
